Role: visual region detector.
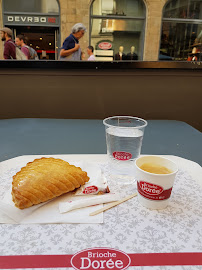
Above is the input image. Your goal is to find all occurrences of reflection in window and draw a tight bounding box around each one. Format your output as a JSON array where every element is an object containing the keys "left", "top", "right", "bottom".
[
  {"left": 3, "top": 0, "right": 59, "bottom": 14},
  {"left": 90, "top": 0, "right": 146, "bottom": 61},
  {"left": 160, "top": 0, "right": 202, "bottom": 61},
  {"left": 164, "top": 0, "right": 202, "bottom": 19}
]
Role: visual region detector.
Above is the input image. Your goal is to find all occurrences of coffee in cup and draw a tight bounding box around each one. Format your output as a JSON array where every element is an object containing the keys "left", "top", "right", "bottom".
[{"left": 140, "top": 163, "right": 173, "bottom": 174}]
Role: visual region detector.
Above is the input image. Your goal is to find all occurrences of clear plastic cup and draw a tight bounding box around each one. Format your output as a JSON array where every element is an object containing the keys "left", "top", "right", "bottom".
[{"left": 103, "top": 116, "right": 147, "bottom": 185}]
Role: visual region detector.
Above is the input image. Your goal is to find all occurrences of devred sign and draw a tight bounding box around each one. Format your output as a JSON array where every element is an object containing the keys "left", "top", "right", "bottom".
[
  {"left": 48, "top": 17, "right": 56, "bottom": 23},
  {"left": 98, "top": 42, "right": 112, "bottom": 50},
  {"left": 113, "top": 151, "right": 132, "bottom": 161},
  {"left": 4, "top": 14, "right": 59, "bottom": 26},
  {"left": 71, "top": 248, "right": 131, "bottom": 270}
]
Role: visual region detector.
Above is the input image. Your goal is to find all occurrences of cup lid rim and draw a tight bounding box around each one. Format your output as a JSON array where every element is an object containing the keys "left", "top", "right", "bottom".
[
  {"left": 135, "top": 155, "right": 178, "bottom": 176},
  {"left": 103, "top": 116, "right": 148, "bottom": 129}
]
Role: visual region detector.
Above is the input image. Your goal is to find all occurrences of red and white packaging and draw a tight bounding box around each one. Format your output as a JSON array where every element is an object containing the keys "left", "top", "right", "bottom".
[
  {"left": 75, "top": 163, "right": 110, "bottom": 195},
  {"left": 135, "top": 156, "right": 178, "bottom": 210}
]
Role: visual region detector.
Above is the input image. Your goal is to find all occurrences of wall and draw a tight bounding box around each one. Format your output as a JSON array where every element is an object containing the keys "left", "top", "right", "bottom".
[
  {"left": 59, "top": 0, "right": 90, "bottom": 59},
  {"left": 0, "top": 66, "right": 201, "bottom": 131},
  {"left": 143, "top": 0, "right": 167, "bottom": 60},
  {"left": 59, "top": 0, "right": 168, "bottom": 61}
]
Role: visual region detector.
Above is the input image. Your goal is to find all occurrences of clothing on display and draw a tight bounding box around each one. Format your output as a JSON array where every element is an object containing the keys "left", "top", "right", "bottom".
[
  {"left": 126, "top": 52, "right": 138, "bottom": 60},
  {"left": 114, "top": 46, "right": 126, "bottom": 60},
  {"left": 126, "top": 46, "right": 138, "bottom": 60}
]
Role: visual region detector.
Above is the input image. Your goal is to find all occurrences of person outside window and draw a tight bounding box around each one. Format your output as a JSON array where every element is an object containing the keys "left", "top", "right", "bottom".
[
  {"left": 87, "top": 46, "right": 96, "bottom": 61},
  {"left": 60, "top": 23, "right": 86, "bottom": 61},
  {"left": 15, "top": 35, "right": 30, "bottom": 59},
  {"left": 81, "top": 51, "right": 86, "bottom": 60},
  {"left": 0, "top": 27, "right": 16, "bottom": 59}
]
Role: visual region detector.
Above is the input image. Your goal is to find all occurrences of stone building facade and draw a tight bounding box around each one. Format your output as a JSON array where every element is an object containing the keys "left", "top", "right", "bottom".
[{"left": 0, "top": 0, "right": 173, "bottom": 61}]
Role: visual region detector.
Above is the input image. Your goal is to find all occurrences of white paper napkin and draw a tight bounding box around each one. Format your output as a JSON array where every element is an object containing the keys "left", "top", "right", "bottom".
[
  {"left": 0, "top": 160, "right": 107, "bottom": 224},
  {"left": 59, "top": 193, "right": 120, "bottom": 213}
]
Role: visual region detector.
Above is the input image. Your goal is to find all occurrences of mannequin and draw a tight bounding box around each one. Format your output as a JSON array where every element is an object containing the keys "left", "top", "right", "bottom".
[
  {"left": 131, "top": 46, "right": 135, "bottom": 54},
  {"left": 126, "top": 46, "right": 138, "bottom": 60},
  {"left": 114, "top": 46, "right": 126, "bottom": 60}
]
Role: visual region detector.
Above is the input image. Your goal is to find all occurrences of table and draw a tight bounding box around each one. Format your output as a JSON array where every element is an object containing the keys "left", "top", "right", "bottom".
[
  {"left": 0, "top": 119, "right": 201, "bottom": 165},
  {"left": 0, "top": 118, "right": 202, "bottom": 269}
]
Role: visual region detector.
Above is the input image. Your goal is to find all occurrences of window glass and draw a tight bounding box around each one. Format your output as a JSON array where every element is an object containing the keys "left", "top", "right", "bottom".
[
  {"left": 91, "top": 0, "right": 145, "bottom": 60},
  {"left": 164, "top": 0, "right": 202, "bottom": 19},
  {"left": 160, "top": 22, "right": 202, "bottom": 60},
  {"left": 3, "top": 0, "right": 59, "bottom": 14},
  {"left": 92, "top": 0, "right": 145, "bottom": 17},
  {"left": 91, "top": 18, "right": 144, "bottom": 60},
  {"left": 160, "top": 0, "right": 202, "bottom": 61}
]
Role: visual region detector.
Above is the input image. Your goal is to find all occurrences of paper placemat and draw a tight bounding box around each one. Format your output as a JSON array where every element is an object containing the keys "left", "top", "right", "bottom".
[{"left": 0, "top": 154, "right": 202, "bottom": 270}]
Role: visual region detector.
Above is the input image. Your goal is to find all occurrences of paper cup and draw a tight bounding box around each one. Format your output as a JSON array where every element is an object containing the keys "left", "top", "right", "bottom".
[{"left": 135, "top": 156, "right": 178, "bottom": 210}]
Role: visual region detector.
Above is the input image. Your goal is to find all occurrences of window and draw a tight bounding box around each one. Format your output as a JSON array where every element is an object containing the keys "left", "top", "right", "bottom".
[
  {"left": 160, "top": 0, "right": 202, "bottom": 61},
  {"left": 90, "top": 0, "right": 146, "bottom": 61},
  {"left": 3, "top": 0, "right": 59, "bottom": 14}
]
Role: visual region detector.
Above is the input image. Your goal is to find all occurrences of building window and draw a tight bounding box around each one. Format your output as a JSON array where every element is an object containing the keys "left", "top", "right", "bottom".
[
  {"left": 3, "top": 0, "right": 59, "bottom": 14},
  {"left": 160, "top": 0, "right": 202, "bottom": 61},
  {"left": 90, "top": 0, "right": 146, "bottom": 61}
]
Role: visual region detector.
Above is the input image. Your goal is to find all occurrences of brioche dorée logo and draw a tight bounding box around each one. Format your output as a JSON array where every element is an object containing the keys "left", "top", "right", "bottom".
[
  {"left": 113, "top": 152, "right": 132, "bottom": 161},
  {"left": 71, "top": 248, "right": 131, "bottom": 270},
  {"left": 98, "top": 42, "right": 112, "bottom": 50},
  {"left": 83, "top": 186, "right": 98, "bottom": 194},
  {"left": 139, "top": 181, "right": 164, "bottom": 195}
]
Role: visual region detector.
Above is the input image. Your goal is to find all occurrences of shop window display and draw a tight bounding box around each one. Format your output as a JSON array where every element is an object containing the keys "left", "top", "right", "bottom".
[
  {"left": 90, "top": 0, "right": 146, "bottom": 61},
  {"left": 160, "top": 0, "right": 202, "bottom": 61}
]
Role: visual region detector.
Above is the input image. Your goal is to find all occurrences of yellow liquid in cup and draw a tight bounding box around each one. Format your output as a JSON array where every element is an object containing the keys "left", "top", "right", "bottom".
[{"left": 140, "top": 163, "right": 173, "bottom": 174}]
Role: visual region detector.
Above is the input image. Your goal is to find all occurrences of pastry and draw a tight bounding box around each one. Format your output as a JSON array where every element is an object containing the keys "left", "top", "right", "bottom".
[{"left": 12, "top": 157, "right": 89, "bottom": 209}]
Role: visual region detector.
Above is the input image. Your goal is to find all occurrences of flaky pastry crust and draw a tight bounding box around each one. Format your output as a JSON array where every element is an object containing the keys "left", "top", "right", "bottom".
[{"left": 12, "top": 157, "right": 89, "bottom": 209}]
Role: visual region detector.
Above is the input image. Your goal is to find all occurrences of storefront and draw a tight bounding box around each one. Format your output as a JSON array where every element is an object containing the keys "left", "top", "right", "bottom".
[
  {"left": 2, "top": 0, "right": 60, "bottom": 60},
  {"left": 90, "top": 0, "right": 146, "bottom": 61},
  {"left": 1, "top": 0, "right": 202, "bottom": 62},
  {"left": 160, "top": 0, "right": 202, "bottom": 61}
]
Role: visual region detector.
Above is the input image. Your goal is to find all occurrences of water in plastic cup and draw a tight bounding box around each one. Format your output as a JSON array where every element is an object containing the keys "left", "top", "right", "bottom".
[{"left": 103, "top": 116, "right": 147, "bottom": 184}]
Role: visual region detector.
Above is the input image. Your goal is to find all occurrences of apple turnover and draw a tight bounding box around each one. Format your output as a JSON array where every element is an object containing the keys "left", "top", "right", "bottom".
[{"left": 12, "top": 157, "right": 89, "bottom": 209}]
